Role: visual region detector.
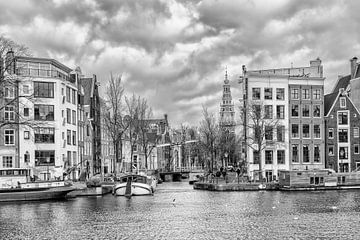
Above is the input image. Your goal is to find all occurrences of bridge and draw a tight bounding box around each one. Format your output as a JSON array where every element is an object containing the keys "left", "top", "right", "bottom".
[{"left": 159, "top": 167, "right": 204, "bottom": 182}]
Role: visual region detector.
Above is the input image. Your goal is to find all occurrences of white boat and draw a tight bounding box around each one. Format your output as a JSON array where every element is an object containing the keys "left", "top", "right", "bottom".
[{"left": 113, "top": 174, "right": 157, "bottom": 197}]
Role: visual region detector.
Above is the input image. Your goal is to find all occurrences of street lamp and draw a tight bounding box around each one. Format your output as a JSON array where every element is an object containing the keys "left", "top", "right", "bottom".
[
  {"left": 46, "top": 157, "right": 50, "bottom": 181},
  {"left": 224, "top": 152, "right": 228, "bottom": 168}
]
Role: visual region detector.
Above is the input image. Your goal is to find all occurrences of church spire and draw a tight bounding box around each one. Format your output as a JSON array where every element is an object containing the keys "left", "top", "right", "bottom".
[{"left": 224, "top": 66, "right": 229, "bottom": 84}]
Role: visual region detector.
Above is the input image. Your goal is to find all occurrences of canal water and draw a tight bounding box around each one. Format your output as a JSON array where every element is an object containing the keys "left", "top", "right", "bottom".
[{"left": 1, "top": 182, "right": 360, "bottom": 240}]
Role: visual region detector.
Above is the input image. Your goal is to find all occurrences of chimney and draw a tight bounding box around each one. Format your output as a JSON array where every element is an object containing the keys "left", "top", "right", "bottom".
[
  {"left": 350, "top": 57, "right": 358, "bottom": 79},
  {"left": 5, "top": 49, "right": 15, "bottom": 74}
]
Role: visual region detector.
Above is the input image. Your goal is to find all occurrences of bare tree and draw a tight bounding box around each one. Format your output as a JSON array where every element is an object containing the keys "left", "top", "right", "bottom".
[
  {"left": 125, "top": 93, "right": 141, "bottom": 173},
  {"left": 239, "top": 101, "right": 284, "bottom": 181},
  {"left": 136, "top": 97, "right": 154, "bottom": 170},
  {"left": 103, "top": 74, "right": 128, "bottom": 175},
  {"left": 0, "top": 36, "right": 35, "bottom": 130},
  {"left": 198, "top": 106, "right": 220, "bottom": 172}
]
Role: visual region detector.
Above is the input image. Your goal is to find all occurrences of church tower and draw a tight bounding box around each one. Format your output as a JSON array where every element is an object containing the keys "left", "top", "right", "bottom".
[{"left": 219, "top": 69, "right": 235, "bottom": 133}]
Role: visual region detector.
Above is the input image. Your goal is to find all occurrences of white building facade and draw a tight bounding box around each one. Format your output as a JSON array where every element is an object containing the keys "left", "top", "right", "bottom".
[{"left": 241, "top": 59, "right": 325, "bottom": 181}]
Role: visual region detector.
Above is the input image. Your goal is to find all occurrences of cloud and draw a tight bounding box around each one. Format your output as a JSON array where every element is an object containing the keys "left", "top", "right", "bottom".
[{"left": 1, "top": 0, "right": 360, "bottom": 127}]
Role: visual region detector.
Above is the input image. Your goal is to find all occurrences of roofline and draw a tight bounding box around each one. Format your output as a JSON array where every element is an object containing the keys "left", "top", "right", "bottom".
[
  {"left": 15, "top": 56, "right": 73, "bottom": 73},
  {"left": 330, "top": 74, "right": 350, "bottom": 94},
  {"left": 325, "top": 91, "right": 360, "bottom": 117}
]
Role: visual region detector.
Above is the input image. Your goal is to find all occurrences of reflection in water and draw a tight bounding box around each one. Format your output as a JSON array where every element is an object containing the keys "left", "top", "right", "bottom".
[{"left": 1, "top": 182, "right": 360, "bottom": 239}]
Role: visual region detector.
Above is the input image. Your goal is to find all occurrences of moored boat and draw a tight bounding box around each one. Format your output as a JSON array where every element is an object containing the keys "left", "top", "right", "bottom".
[
  {"left": 0, "top": 168, "right": 75, "bottom": 202},
  {"left": 113, "top": 174, "right": 157, "bottom": 197},
  {"left": 279, "top": 169, "right": 360, "bottom": 190}
]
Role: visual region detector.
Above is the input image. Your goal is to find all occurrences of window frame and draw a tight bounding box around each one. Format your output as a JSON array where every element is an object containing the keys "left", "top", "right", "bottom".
[{"left": 4, "top": 129, "right": 15, "bottom": 145}]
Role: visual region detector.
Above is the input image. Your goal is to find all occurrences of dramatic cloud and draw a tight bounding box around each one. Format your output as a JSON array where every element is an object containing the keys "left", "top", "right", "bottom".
[{"left": 1, "top": 0, "right": 360, "bottom": 127}]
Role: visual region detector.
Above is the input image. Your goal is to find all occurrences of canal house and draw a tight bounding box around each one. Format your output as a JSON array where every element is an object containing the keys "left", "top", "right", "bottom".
[{"left": 324, "top": 57, "right": 360, "bottom": 172}]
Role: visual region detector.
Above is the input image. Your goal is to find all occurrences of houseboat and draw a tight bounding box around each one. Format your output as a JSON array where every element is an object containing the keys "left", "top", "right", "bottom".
[
  {"left": 278, "top": 169, "right": 360, "bottom": 190},
  {"left": 0, "top": 168, "right": 75, "bottom": 202}
]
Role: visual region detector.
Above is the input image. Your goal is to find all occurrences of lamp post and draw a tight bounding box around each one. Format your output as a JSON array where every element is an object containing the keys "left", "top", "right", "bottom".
[
  {"left": 224, "top": 152, "right": 228, "bottom": 168},
  {"left": 46, "top": 157, "right": 50, "bottom": 181}
]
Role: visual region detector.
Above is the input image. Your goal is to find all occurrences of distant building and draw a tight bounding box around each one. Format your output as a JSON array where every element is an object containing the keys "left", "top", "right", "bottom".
[
  {"left": 219, "top": 70, "right": 236, "bottom": 168},
  {"left": 241, "top": 58, "right": 325, "bottom": 181},
  {"left": 80, "top": 75, "right": 101, "bottom": 175}
]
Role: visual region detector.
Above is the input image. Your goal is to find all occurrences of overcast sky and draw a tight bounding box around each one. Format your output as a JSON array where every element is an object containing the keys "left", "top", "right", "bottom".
[{"left": 1, "top": 0, "right": 360, "bottom": 127}]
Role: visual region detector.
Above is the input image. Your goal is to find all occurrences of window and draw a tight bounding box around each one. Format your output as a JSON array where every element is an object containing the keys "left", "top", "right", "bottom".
[
  {"left": 67, "top": 130, "right": 71, "bottom": 145},
  {"left": 35, "top": 150, "right": 55, "bottom": 166},
  {"left": 4, "top": 129, "right": 15, "bottom": 145},
  {"left": 340, "top": 97, "right": 346, "bottom": 108},
  {"left": 67, "top": 151, "right": 71, "bottom": 166},
  {"left": 303, "top": 145, "right": 310, "bottom": 163},
  {"left": 132, "top": 144, "right": 138, "bottom": 152},
  {"left": 252, "top": 88, "right": 260, "bottom": 100},
  {"left": 264, "top": 88, "right": 272, "bottom": 100},
  {"left": 328, "top": 146, "right": 334, "bottom": 156},
  {"left": 23, "top": 85, "right": 29, "bottom": 95},
  {"left": 72, "top": 131, "right": 76, "bottom": 145},
  {"left": 302, "top": 105, "right": 310, "bottom": 117},
  {"left": 4, "top": 106, "right": 14, "bottom": 121},
  {"left": 4, "top": 86, "right": 14, "bottom": 98},
  {"left": 72, "top": 89, "right": 76, "bottom": 104},
  {"left": 277, "top": 150, "right": 285, "bottom": 164},
  {"left": 34, "top": 105, "right": 54, "bottom": 121},
  {"left": 355, "top": 144, "right": 359, "bottom": 154},
  {"left": 24, "top": 131, "right": 30, "bottom": 139},
  {"left": 314, "top": 125, "right": 321, "bottom": 138},
  {"left": 2, "top": 156, "right": 13, "bottom": 168},
  {"left": 313, "top": 89, "right": 321, "bottom": 100},
  {"left": 291, "top": 88, "right": 299, "bottom": 100},
  {"left": 72, "top": 110, "right": 76, "bottom": 125},
  {"left": 354, "top": 127, "right": 359, "bottom": 138},
  {"left": 265, "top": 126, "right": 273, "bottom": 141},
  {"left": 292, "top": 124, "right": 299, "bottom": 138},
  {"left": 264, "top": 105, "right": 273, "bottom": 119},
  {"left": 314, "top": 145, "right": 320, "bottom": 163},
  {"left": 253, "top": 150, "right": 259, "bottom": 164},
  {"left": 338, "top": 129, "right": 348, "bottom": 143},
  {"left": 291, "top": 105, "right": 299, "bottom": 117},
  {"left": 276, "top": 88, "right": 284, "bottom": 100},
  {"left": 329, "top": 128, "right": 334, "bottom": 139},
  {"left": 34, "top": 128, "right": 55, "bottom": 143},
  {"left": 73, "top": 151, "right": 77, "bottom": 165},
  {"left": 24, "top": 108, "right": 29, "bottom": 117},
  {"left": 303, "top": 124, "right": 310, "bottom": 138},
  {"left": 338, "top": 112, "right": 348, "bottom": 125},
  {"left": 339, "top": 147, "right": 348, "bottom": 160},
  {"left": 277, "top": 125, "right": 285, "bottom": 142},
  {"left": 86, "top": 125, "right": 90, "bottom": 136},
  {"left": 66, "top": 87, "right": 71, "bottom": 102},
  {"left": 265, "top": 150, "right": 273, "bottom": 164},
  {"left": 276, "top": 105, "right": 284, "bottom": 119},
  {"left": 67, "top": 108, "right": 71, "bottom": 124},
  {"left": 313, "top": 105, "right": 321, "bottom": 117},
  {"left": 33, "top": 82, "right": 54, "bottom": 98},
  {"left": 302, "top": 89, "right": 310, "bottom": 100}
]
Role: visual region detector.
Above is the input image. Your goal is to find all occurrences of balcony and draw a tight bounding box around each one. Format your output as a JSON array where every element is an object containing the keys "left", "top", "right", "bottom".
[{"left": 16, "top": 68, "right": 75, "bottom": 83}]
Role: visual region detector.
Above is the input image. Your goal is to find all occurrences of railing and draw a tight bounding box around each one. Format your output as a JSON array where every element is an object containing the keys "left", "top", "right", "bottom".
[{"left": 16, "top": 68, "right": 75, "bottom": 83}]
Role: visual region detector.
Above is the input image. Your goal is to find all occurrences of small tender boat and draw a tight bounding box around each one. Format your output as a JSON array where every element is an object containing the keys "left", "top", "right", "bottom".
[
  {"left": 0, "top": 168, "right": 75, "bottom": 202},
  {"left": 113, "top": 174, "right": 157, "bottom": 197}
]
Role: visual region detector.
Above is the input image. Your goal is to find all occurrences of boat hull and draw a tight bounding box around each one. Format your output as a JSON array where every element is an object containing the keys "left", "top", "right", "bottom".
[
  {"left": 0, "top": 186, "right": 75, "bottom": 202},
  {"left": 114, "top": 182, "right": 153, "bottom": 196}
]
